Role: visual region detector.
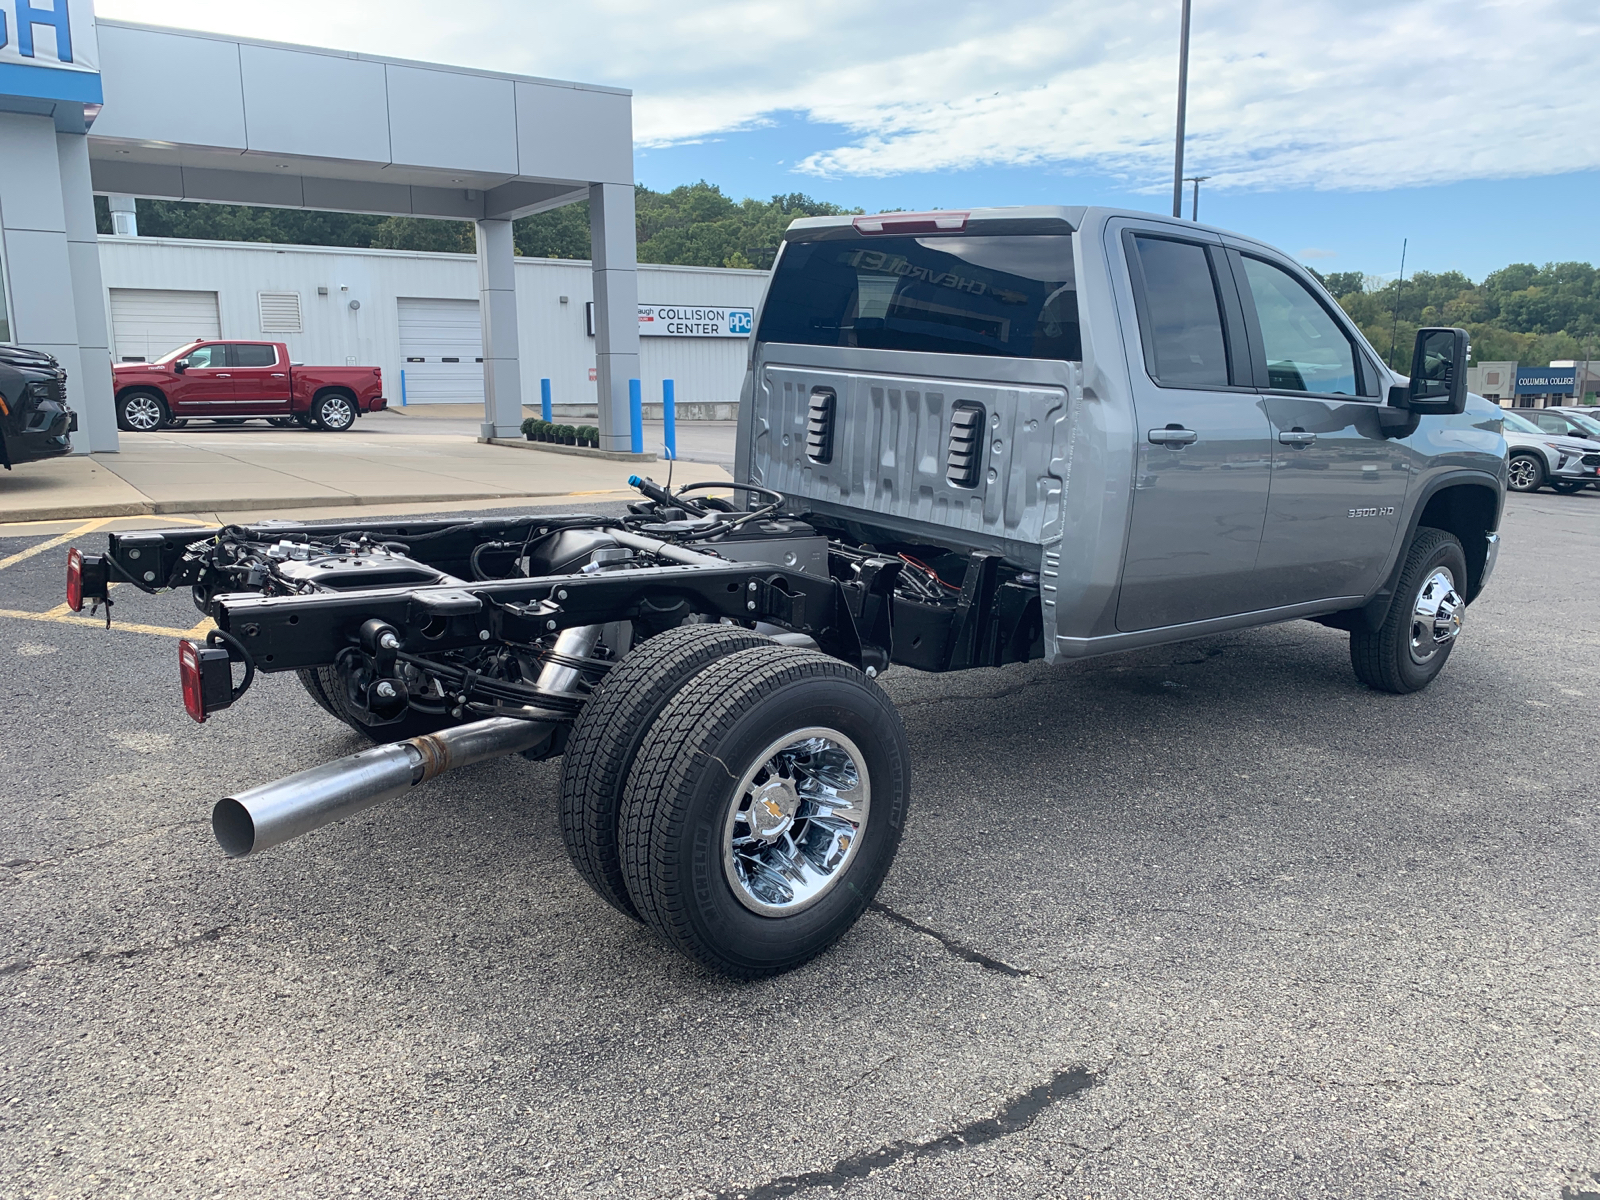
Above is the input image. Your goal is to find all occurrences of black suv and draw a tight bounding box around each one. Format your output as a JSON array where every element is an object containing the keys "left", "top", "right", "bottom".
[{"left": 0, "top": 345, "right": 77, "bottom": 468}]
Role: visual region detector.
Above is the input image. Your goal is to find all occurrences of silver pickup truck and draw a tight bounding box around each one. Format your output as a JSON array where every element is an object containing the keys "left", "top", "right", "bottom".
[{"left": 69, "top": 206, "right": 1506, "bottom": 979}]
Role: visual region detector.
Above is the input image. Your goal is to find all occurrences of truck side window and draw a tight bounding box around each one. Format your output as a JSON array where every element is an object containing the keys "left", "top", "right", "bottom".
[
  {"left": 182, "top": 345, "right": 223, "bottom": 369},
  {"left": 233, "top": 344, "right": 277, "bottom": 367},
  {"left": 1128, "top": 236, "right": 1231, "bottom": 388},
  {"left": 1239, "top": 257, "right": 1358, "bottom": 396}
]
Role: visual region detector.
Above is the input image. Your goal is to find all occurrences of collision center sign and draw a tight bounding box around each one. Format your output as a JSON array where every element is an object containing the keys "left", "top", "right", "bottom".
[{"left": 638, "top": 305, "right": 753, "bottom": 338}]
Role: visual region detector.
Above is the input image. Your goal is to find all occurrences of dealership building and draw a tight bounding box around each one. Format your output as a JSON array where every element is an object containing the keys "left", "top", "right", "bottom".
[
  {"left": 0, "top": 6, "right": 750, "bottom": 454},
  {"left": 95, "top": 235, "right": 765, "bottom": 420},
  {"left": 1466, "top": 361, "right": 1600, "bottom": 408}
]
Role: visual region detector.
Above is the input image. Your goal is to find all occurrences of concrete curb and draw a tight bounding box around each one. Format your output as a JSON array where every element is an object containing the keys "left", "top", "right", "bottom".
[{"left": 483, "top": 437, "right": 656, "bottom": 463}]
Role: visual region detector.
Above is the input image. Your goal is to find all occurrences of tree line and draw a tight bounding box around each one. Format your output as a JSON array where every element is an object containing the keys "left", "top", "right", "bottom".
[
  {"left": 93, "top": 182, "right": 858, "bottom": 272},
  {"left": 1312, "top": 264, "right": 1600, "bottom": 370},
  {"left": 94, "top": 188, "right": 1597, "bottom": 370}
]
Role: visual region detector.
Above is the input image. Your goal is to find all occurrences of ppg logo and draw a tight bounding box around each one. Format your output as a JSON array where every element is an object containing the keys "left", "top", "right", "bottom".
[
  {"left": 729, "top": 311, "right": 753, "bottom": 336},
  {"left": 0, "top": 0, "right": 78, "bottom": 63}
]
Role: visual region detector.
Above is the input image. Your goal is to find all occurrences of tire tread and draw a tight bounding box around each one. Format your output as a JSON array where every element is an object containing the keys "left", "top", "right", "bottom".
[{"left": 558, "top": 623, "right": 769, "bottom": 918}]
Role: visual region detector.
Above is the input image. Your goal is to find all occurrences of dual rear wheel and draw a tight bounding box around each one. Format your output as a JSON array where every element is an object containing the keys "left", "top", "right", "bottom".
[{"left": 559, "top": 624, "right": 910, "bottom": 977}]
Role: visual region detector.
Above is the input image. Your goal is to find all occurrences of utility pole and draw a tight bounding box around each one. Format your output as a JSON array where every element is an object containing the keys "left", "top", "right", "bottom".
[
  {"left": 1171, "top": 0, "right": 1192, "bottom": 219},
  {"left": 1184, "top": 175, "right": 1209, "bottom": 221}
]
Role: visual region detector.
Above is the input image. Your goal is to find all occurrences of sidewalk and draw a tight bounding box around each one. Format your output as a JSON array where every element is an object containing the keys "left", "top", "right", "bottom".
[{"left": 0, "top": 421, "right": 729, "bottom": 523}]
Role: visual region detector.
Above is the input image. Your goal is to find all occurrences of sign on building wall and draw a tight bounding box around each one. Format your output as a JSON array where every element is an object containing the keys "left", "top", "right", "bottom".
[
  {"left": 1515, "top": 368, "right": 1576, "bottom": 395},
  {"left": 638, "top": 305, "right": 754, "bottom": 338},
  {"left": 0, "top": 0, "right": 100, "bottom": 77},
  {"left": 587, "top": 302, "right": 754, "bottom": 339}
]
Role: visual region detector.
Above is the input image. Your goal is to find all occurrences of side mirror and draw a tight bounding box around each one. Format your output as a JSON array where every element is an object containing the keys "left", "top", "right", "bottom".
[
  {"left": 174, "top": 360, "right": 188, "bottom": 374},
  {"left": 1388, "top": 327, "right": 1468, "bottom": 416}
]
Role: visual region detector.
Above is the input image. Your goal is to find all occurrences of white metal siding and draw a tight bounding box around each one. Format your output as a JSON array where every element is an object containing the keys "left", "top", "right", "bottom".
[
  {"left": 108, "top": 288, "right": 220, "bottom": 362},
  {"left": 397, "top": 297, "right": 483, "bottom": 403},
  {"left": 96, "top": 237, "right": 770, "bottom": 410}
]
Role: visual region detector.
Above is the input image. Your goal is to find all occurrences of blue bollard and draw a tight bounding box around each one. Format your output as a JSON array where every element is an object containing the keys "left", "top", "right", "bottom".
[
  {"left": 662, "top": 379, "right": 676, "bottom": 460},
  {"left": 400, "top": 369, "right": 407, "bottom": 406},
  {"left": 540, "top": 378, "right": 552, "bottom": 423},
  {"left": 628, "top": 378, "right": 643, "bottom": 454}
]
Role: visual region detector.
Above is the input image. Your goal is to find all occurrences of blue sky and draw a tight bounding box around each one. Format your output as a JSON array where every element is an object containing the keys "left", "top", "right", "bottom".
[
  {"left": 638, "top": 114, "right": 1600, "bottom": 283},
  {"left": 104, "top": 0, "right": 1600, "bottom": 284}
]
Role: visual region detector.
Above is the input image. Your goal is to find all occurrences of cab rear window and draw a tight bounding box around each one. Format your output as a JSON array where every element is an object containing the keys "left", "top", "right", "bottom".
[{"left": 757, "top": 235, "right": 1081, "bottom": 361}]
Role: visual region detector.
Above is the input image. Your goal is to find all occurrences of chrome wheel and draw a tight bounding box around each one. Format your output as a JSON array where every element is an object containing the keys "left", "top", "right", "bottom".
[
  {"left": 318, "top": 396, "right": 355, "bottom": 430},
  {"left": 722, "top": 727, "right": 870, "bottom": 917},
  {"left": 122, "top": 393, "right": 164, "bottom": 431},
  {"left": 1507, "top": 455, "right": 1541, "bottom": 491},
  {"left": 1409, "top": 566, "right": 1462, "bottom": 666}
]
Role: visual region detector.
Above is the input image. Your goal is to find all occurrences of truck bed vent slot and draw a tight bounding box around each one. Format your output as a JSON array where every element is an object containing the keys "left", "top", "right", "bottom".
[
  {"left": 946, "top": 402, "right": 986, "bottom": 487},
  {"left": 806, "top": 388, "right": 836, "bottom": 464}
]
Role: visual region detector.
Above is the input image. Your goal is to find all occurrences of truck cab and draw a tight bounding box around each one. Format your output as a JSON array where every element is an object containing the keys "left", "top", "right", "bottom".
[{"left": 736, "top": 206, "right": 1506, "bottom": 682}]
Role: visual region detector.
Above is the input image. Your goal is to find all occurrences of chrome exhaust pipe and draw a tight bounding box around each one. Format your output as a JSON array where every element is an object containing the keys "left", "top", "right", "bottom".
[
  {"left": 212, "top": 714, "right": 555, "bottom": 857},
  {"left": 213, "top": 623, "right": 605, "bottom": 857}
]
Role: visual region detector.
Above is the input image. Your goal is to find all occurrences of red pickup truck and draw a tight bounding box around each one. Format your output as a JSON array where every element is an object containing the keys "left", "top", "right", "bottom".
[{"left": 113, "top": 341, "right": 386, "bottom": 433}]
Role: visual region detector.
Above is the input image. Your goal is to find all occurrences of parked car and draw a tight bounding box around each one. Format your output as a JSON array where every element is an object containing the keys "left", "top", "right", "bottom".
[
  {"left": 0, "top": 345, "right": 77, "bottom": 467},
  {"left": 71, "top": 206, "right": 1507, "bottom": 978},
  {"left": 112, "top": 341, "right": 385, "bottom": 433},
  {"left": 1501, "top": 409, "right": 1600, "bottom": 493}
]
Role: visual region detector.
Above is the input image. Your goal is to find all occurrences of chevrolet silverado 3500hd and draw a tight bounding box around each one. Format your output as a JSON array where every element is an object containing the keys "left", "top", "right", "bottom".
[{"left": 68, "top": 207, "right": 1507, "bottom": 977}]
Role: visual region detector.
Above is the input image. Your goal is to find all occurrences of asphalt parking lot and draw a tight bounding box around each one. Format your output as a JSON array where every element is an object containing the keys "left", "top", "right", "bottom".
[{"left": 2, "top": 493, "right": 1597, "bottom": 1199}]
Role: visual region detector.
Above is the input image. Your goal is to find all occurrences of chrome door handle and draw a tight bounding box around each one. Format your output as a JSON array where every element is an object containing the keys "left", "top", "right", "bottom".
[
  {"left": 270, "top": 373, "right": 286, "bottom": 378},
  {"left": 1278, "top": 429, "right": 1316, "bottom": 445},
  {"left": 216, "top": 373, "right": 232, "bottom": 377},
  {"left": 1148, "top": 427, "right": 1198, "bottom": 446}
]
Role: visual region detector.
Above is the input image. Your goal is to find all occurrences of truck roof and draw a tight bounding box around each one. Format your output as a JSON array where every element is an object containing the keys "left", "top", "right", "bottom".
[{"left": 782, "top": 205, "right": 1277, "bottom": 254}]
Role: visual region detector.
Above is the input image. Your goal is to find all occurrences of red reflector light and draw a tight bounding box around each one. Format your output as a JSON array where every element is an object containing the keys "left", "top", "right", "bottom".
[
  {"left": 179, "top": 639, "right": 208, "bottom": 722},
  {"left": 852, "top": 211, "right": 970, "bottom": 236},
  {"left": 66, "top": 547, "right": 84, "bottom": 611}
]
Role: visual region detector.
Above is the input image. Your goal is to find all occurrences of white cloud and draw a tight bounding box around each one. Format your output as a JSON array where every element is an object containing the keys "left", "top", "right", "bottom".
[{"left": 97, "top": 0, "right": 1600, "bottom": 193}]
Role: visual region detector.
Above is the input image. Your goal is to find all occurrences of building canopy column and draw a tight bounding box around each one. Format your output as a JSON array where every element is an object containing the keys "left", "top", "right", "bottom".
[
  {"left": 475, "top": 218, "right": 524, "bottom": 439},
  {"left": 589, "top": 183, "right": 640, "bottom": 453}
]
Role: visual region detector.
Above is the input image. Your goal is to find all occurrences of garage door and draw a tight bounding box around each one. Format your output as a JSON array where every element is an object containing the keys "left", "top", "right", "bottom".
[
  {"left": 397, "top": 298, "right": 483, "bottom": 404},
  {"left": 109, "top": 289, "right": 221, "bottom": 362}
]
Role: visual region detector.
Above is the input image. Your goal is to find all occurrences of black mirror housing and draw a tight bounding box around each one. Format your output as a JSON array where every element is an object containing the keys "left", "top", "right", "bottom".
[
  {"left": 174, "top": 360, "right": 188, "bottom": 373},
  {"left": 1388, "top": 326, "right": 1468, "bottom": 416}
]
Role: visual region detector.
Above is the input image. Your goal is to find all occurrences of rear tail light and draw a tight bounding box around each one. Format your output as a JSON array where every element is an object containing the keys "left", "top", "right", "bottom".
[
  {"left": 946, "top": 402, "right": 986, "bottom": 487},
  {"left": 806, "top": 388, "right": 836, "bottom": 465},
  {"left": 66, "top": 547, "right": 83, "bottom": 611},
  {"left": 852, "top": 211, "right": 970, "bottom": 236},
  {"left": 65, "top": 548, "right": 109, "bottom": 612},
  {"left": 179, "top": 639, "right": 235, "bottom": 723}
]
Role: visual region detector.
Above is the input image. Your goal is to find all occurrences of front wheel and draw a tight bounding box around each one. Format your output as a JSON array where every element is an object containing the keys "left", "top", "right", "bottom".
[
  {"left": 312, "top": 392, "right": 356, "bottom": 432},
  {"left": 1551, "top": 479, "right": 1586, "bottom": 494},
  {"left": 619, "top": 646, "right": 910, "bottom": 977},
  {"left": 1507, "top": 453, "right": 1546, "bottom": 493},
  {"left": 1350, "top": 527, "right": 1467, "bottom": 694}
]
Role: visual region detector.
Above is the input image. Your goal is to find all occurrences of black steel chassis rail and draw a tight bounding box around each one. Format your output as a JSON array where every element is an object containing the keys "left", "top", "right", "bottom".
[{"left": 212, "top": 560, "right": 872, "bottom": 673}]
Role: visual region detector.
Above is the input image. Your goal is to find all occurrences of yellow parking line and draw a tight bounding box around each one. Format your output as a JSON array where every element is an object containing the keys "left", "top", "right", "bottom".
[
  {"left": 0, "top": 606, "right": 214, "bottom": 640},
  {"left": 0, "top": 518, "right": 111, "bottom": 572}
]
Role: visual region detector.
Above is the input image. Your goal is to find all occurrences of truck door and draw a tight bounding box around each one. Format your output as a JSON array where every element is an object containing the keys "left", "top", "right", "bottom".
[
  {"left": 1112, "top": 224, "right": 1274, "bottom": 631},
  {"left": 228, "top": 343, "right": 291, "bottom": 412},
  {"left": 1227, "top": 250, "right": 1409, "bottom": 606},
  {"left": 168, "top": 343, "right": 233, "bottom": 413}
]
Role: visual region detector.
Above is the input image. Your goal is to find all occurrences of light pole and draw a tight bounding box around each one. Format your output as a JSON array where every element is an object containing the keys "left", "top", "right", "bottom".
[
  {"left": 1171, "top": 0, "right": 1193, "bottom": 219},
  {"left": 1184, "top": 175, "right": 1209, "bottom": 221}
]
